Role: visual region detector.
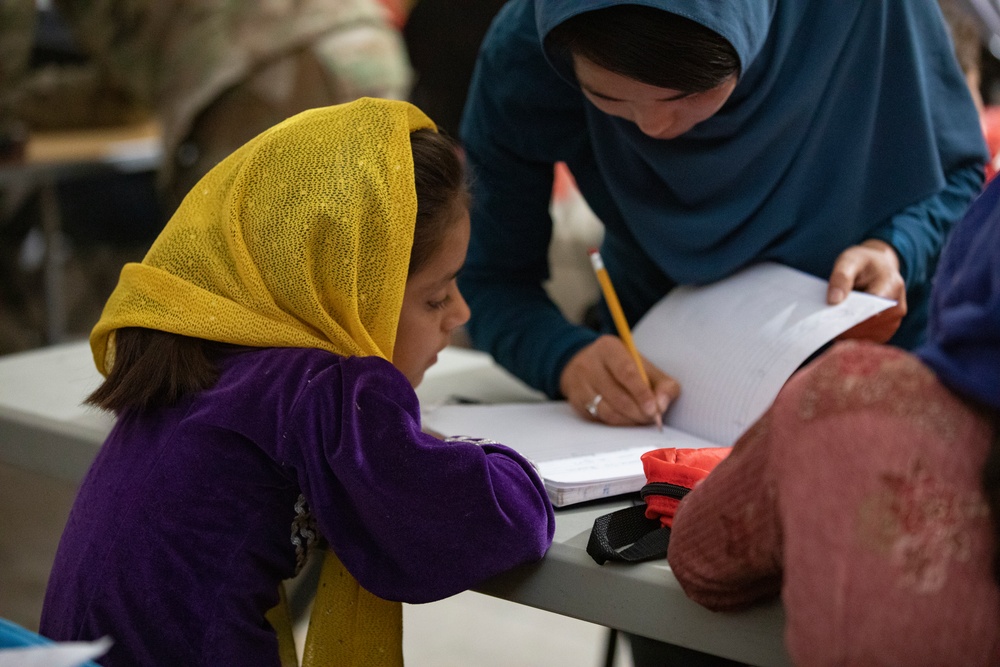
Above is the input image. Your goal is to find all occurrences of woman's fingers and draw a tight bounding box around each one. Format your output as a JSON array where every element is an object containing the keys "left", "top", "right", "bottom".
[
  {"left": 560, "top": 335, "right": 679, "bottom": 425},
  {"left": 829, "top": 240, "right": 908, "bottom": 343},
  {"left": 829, "top": 239, "right": 905, "bottom": 295}
]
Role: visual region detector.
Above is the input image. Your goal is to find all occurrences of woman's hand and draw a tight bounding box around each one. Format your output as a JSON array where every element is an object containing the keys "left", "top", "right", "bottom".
[
  {"left": 559, "top": 335, "right": 680, "bottom": 425},
  {"left": 827, "top": 239, "right": 907, "bottom": 343}
]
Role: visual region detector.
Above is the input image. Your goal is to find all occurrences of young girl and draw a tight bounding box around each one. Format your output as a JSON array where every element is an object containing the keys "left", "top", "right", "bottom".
[{"left": 39, "top": 98, "right": 555, "bottom": 666}]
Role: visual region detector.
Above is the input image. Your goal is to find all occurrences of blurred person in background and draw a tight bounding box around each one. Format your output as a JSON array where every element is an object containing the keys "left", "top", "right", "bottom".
[
  {"left": 0, "top": 0, "right": 411, "bottom": 353},
  {"left": 2, "top": 0, "right": 412, "bottom": 211}
]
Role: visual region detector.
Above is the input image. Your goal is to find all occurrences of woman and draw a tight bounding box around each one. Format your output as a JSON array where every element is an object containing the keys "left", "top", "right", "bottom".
[
  {"left": 459, "top": 0, "right": 988, "bottom": 429},
  {"left": 668, "top": 174, "right": 1000, "bottom": 665}
]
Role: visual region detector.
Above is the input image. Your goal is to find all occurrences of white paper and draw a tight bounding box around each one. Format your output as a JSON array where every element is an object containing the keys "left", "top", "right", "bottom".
[
  {"left": 427, "top": 401, "right": 715, "bottom": 485},
  {"left": 0, "top": 637, "right": 112, "bottom": 667},
  {"left": 633, "top": 262, "right": 893, "bottom": 445}
]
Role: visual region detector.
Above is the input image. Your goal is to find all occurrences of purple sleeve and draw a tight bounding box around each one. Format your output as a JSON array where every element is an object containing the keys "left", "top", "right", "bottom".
[{"left": 277, "top": 355, "right": 555, "bottom": 603}]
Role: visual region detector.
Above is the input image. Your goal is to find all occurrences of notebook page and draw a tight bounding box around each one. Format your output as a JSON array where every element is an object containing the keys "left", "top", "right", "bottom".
[
  {"left": 633, "top": 263, "right": 893, "bottom": 446},
  {"left": 423, "top": 401, "right": 715, "bottom": 485}
]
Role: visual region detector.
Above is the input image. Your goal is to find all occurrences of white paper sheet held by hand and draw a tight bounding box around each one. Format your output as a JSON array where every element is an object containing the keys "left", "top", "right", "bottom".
[{"left": 0, "top": 636, "right": 112, "bottom": 667}]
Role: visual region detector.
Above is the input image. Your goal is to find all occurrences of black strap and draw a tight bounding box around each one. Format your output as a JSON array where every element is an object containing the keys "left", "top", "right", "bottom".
[
  {"left": 588, "top": 481, "right": 692, "bottom": 565},
  {"left": 587, "top": 504, "right": 671, "bottom": 565}
]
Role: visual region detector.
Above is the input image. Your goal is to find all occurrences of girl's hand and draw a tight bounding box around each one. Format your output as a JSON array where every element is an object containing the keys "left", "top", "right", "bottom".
[
  {"left": 827, "top": 239, "right": 907, "bottom": 343},
  {"left": 559, "top": 335, "right": 680, "bottom": 425}
]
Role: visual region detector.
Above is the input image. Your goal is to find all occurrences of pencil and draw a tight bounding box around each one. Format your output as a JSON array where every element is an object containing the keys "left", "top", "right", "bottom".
[{"left": 588, "top": 249, "right": 663, "bottom": 431}]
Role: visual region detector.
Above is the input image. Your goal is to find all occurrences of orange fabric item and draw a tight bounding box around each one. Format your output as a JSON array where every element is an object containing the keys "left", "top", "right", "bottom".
[
  {"left": 640, "top": 447, "right": 731, "bottom": 528},
  {"left": 981, "top": 105, "right": 1000, "bottom": 182}
]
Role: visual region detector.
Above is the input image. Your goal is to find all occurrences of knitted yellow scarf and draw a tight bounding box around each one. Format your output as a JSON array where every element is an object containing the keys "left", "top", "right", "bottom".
[{"left": 91, "top": 97, "right": 436, "bottom": 665}]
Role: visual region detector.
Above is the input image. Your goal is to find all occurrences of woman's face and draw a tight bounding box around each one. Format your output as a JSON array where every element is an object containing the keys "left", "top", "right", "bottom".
[
  {"left": 393, "top": 210, "right": 472, "bottom": 387},
  {"left": 573, "top": 55, "right": 737, "bottom": 139}
]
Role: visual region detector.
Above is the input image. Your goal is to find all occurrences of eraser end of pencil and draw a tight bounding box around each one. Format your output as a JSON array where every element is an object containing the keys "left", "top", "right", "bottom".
[{"left": 588, "top": 249, "right": 604, "bottom": 270}]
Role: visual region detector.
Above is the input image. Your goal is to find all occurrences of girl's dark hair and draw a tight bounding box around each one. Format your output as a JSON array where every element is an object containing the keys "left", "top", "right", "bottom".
[
  {"left": 87, "top": 128, "right": 469, "bottom": 413},
  {"left": 408, "top": 128, "right": 469, "bottom": 275},
  {"left": 85, "top": 329, "right": 219, "bottom": 412},
  {"left": 980, "top": 411, "right": 1000, "bottom": 585},
  {"left": 546, "top": 5, "right": 740, "bottom": 93}
]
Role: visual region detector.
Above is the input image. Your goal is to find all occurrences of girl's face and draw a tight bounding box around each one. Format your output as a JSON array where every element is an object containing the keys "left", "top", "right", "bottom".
[
  {"left": 393, "top": 211, "right": 472, "bottom": 387},
  {"left": 573, "top": 55, "right": 737, "bottom": 139}
]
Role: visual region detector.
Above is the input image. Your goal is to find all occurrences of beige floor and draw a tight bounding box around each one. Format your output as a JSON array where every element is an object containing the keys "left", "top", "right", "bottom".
[{"left": 0, "top": 462, "right": 634, "bottom": 666}]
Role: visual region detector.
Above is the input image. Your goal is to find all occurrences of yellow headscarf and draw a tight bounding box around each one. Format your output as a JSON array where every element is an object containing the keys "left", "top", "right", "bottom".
[
  {"left": 91, "top": 97, "right": 436, "bottom": 666},
  {"left": 92, "top": 96, "right": 434, "bottom": 373}
]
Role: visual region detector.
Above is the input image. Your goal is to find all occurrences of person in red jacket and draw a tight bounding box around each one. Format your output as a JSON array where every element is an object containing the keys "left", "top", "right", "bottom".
[{"left": 669, "top": 173, "right": 1000, "bottom": 666}]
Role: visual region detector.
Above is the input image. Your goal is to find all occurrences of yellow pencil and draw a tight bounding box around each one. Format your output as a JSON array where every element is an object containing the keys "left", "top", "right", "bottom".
[{"left": 588, "top": 249, "right": 663, "bottom": 430}]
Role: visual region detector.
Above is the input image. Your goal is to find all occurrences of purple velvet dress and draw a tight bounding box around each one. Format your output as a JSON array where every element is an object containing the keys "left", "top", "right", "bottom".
[{"left": 40, "top": 347, "right": 555, "bottom": 666}]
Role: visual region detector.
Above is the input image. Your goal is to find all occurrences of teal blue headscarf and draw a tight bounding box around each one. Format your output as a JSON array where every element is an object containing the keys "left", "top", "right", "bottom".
[
  {"left": 536, "top": 0, "right": 774, "bottom": 73},
  {"left": 531, "top": 0, "right": 985, "bottom": 288}
]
